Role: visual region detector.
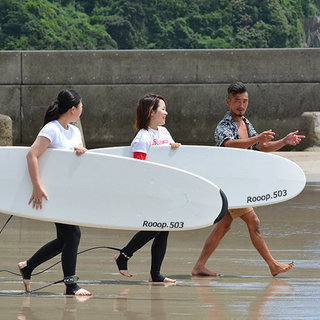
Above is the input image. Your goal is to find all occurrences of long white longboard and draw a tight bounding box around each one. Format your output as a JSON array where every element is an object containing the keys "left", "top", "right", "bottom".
[
  {"left": 0, "top": 147, "right": 227, "bottom": 231},
  {"left": 92, "top": 145, "right": 306, "bottom": 208}
]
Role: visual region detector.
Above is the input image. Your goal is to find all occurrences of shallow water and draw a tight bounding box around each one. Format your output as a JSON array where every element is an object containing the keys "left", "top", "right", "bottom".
[{"left": 0, "top": 182, "right": 319, "bottom": 319}]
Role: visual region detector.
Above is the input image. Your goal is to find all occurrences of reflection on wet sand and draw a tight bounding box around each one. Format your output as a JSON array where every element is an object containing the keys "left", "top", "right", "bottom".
[
  {"left": 113, "top": 288, "right": 142, "bottom": 319},
  {"left": 16, "top": 283, "right": 179, "bottom": 320},
  {"left": 248, "top": 278, "right": 295, "bottom": 320},
  {"left": 17, "top": 294, "right": 92, "bottom": 320},
  {"left": 13, "top": 277, "right": 297, "bottom": 320},
  {"left": 105, "top": 281, "right": 177, "bottom": 319},
  {"left": 192, "top": 276, "right": 226, "bottom": 320},
  {"left": 191, "top": 276, "right": 295, "bottom": 320},
  {"left": 112, "top": 284, "right": 175, "bottom": 320}
]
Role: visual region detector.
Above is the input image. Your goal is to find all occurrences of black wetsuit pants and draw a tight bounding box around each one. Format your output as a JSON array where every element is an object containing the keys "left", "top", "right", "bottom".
[
  {"left": 24, "top": 223, "right": 81, "bottom": 279},
  {"left": 122, "top": 231, "right": 169, "bottom": 280}
]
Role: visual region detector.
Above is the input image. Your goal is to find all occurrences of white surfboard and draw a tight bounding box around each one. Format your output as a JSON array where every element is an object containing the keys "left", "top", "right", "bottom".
[
  {"left": 91, "top": 145, "right": 306, "bottom": 208},
  {"left": 0, "top": 147, "right": 227, "bottom": 231}
]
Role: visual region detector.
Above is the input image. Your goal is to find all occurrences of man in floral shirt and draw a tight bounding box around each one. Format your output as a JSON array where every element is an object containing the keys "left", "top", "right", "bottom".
[
  {"left": 214, "top": 112, "right": 258, "bottom": 149},
  {"left": 192, "top": 81, "right": 305, "bottom": 277}
]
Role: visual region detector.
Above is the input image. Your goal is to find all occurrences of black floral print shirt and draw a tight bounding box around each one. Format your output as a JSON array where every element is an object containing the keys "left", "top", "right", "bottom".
[{"left": 214, "top": 111, "right": 258, "bottom": 149}]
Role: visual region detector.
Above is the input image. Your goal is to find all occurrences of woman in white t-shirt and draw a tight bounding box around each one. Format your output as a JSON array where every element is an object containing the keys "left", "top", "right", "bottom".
[
  {"left": 114, "top": 93, "right": 181, "bottom": 283},
  {"left": 18, "top": 89, "right": 91, "bottom": 296}
]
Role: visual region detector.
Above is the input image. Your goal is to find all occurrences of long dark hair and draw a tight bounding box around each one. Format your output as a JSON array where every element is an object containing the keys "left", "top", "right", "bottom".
[
  {"left": 40, "top": 89, "right": 82, "bottom": 129},
  {"left": 135, "top": 93, "right": 165, "bottom": 131}
]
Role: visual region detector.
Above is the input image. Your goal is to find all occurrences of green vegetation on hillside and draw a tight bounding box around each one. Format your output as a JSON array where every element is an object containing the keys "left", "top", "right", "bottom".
[{"left": 0, "top": 0, "right": 319, "bottom": 50}]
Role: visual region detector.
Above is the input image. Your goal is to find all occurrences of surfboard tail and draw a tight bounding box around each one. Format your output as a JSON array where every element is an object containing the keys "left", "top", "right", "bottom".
[{"left": 214, "top": 189, "right": 228, "bottom": 224}]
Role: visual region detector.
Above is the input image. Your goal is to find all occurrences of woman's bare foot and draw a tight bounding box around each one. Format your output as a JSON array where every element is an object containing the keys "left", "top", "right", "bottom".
[
  {"left": 148, "top": 275, "right": 176, "bottom": 283},
  {"left": 191, "top": 264, "right": 221, "bottom": 277},
  {"left": 18, "top": 261, "right": 31, "bottom": 292},
  {"left": 162, "top": 277, "right": 176, "bottom": 283},
  {"left": 74, "top": 288, "right": 92, "bottom": 296},
  {"left": 64, "top": 287, "right": 92, "bottom": 296},
  {"left": 114, "top": 254, "right": 132, "bottom": 278},
  {"left": 270, "top": 261, "right": 295, "bottom": 276}
]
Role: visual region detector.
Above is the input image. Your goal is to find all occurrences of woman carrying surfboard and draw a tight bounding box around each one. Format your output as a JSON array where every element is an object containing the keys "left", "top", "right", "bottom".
[
  {"left": 18, "top": 89, "right": 92, "bottom": 296},
  {"left": 115, "top": 93, "right": 180, "bottom": 283}
]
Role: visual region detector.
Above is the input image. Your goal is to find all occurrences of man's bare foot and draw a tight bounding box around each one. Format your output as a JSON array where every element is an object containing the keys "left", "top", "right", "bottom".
[
  {"left": 114, "top": 254, "right": 132, "bottom": 278},
  {"left": 270, "top": 261, "right": 295, "bottom": 276},
  {"left": 148, "top": 276, "right": 176, "bottom": 283},
  {"left": 18, "top": 261, "right": 31, "bottom": 292},
  {"left": 191, "top": 265, "right": 221, "bottom": 277}
]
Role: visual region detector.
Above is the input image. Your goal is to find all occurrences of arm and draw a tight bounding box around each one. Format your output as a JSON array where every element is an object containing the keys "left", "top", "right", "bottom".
[
  {"left": 26, "top": 136, "right": 50, "bottom": 209},
  {"left": 223, "top": 135, "right": 260, "bottom": 149},
  {"left": 256, "top": 130, "right": 305, "bottom": 152},
  {"left": 73, "top": 126, "right": 87, "bottom": 156},
  {"left": 223, "top": 129, "right": 276, "bottom": 149}
]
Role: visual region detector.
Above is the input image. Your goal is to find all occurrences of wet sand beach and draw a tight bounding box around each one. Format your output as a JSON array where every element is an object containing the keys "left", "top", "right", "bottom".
[{"left": 0, "top": 151, "right": 319, "bottom": 319}]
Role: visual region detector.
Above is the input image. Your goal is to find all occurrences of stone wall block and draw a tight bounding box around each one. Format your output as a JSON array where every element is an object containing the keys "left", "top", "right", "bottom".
[
  {"left": 0, "top": 114, "right": 13, "bottom": 146},
  {"left": 297, "top": 112, "right": 320, "bottom": 150}
]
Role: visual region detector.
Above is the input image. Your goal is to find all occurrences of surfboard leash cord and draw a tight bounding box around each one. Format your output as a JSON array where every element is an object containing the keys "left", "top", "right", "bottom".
[
  {"left": 0, "top": 215, "right": 13, "bottom": 235},
  {"left": 0, "top": 245, "right": 121, "bottom": 294}
]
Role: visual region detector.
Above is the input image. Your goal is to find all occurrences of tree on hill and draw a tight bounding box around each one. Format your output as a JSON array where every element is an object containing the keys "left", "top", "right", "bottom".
[
  {"left": 0, "top": 0, "right": 319, "bottom": 50},
  {"left": 0, "top": 0, "right": 116, "bottom": 50}
]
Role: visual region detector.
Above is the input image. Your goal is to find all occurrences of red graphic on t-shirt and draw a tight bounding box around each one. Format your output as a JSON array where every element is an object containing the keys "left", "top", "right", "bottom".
[{"left": 153, "top": 139, "right": 169, "bottom": 146}]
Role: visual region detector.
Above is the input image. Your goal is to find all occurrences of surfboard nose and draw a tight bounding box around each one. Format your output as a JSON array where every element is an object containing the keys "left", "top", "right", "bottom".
[{"left": 214, "top": 189, "right": 228, "bottom": 224}]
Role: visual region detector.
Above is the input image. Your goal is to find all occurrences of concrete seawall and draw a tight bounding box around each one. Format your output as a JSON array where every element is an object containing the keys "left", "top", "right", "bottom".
[{"left": 0, "top": 49, "right": 319, "bottom": 148}]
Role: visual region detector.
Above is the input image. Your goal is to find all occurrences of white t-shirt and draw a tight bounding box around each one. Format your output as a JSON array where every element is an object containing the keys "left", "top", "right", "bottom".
[
  {"left": 38, "top": 120, "right": 82, "bottom": 150},
  {"left": 131, "top": 126, "right": 174, "bottom": 154}
]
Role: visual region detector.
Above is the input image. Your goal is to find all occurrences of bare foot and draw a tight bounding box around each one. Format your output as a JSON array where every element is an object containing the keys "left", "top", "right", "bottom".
[
  {"left": 162, "top": 277, "right": 176, "bottom": 283},
  {"left": 191, "top": 265, "right": 221, "bottom": 277},
  {"left": 148, "top": 276, "right": 176, "bottom": 283},
  {"left": 74, "top": 288, "right": 92, "bottom": 296},
  {"left": 18, "top": 261, "right": 31, "bottom": 292},
  {"left": 114, "top": 254, "right": 132, "bottom": 278},
  {"left": 271, "top": 261, "right": 295, "bottom": 276},
  {"left": 64, "top": 287, "right": 92, "bottom": 297}
]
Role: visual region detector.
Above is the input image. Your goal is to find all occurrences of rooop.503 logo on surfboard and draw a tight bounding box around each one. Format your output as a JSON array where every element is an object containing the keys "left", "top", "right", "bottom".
[
  {"left": 142, "top": 220, "right": 184, "bottom": 229},
  {"left": 247, "top": 189, "right": 288, "bottom": 204}
]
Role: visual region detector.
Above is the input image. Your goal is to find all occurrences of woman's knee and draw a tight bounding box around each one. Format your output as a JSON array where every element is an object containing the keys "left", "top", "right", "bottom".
[
  {"left": 61, "top": 225, "right": 81, "bottom": 245},
  {"left": 154, "top": 231, "right": 169, "bottom": 242},
  {"left": 70, "top": 227, "right": 81, "bottom": 246},
  {"left": 74, "top": 227, "right": 81, "bottom": 242}
]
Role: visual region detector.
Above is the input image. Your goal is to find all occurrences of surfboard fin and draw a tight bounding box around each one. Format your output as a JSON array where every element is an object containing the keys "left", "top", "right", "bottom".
[{"left": 214, "top": 189, "right": 228, "bottom": 224}]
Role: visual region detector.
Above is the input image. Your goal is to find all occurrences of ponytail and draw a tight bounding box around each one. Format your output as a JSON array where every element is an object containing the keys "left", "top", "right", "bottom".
[
  {"left": 40, "top": 89, "right": 81, "bottom": 129},
  {"left": 40, "top": 100, "right": 59, "bottom": 129}
]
